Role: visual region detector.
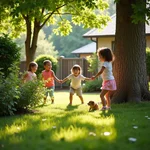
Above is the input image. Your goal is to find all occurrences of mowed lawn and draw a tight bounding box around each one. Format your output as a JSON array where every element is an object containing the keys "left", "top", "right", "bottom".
[{"left": 0, "top": 90, "right": 150, "bottom": 150}]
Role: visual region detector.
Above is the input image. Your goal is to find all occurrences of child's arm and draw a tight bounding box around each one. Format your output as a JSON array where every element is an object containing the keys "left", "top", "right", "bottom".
[
  {"left": 61, "top": 77, "right": 69, "bottom": 83},
  {"left": 84, "top": 77, "right": 92, "bottom": 81},
  {"left": 92, "top": 66, "right": 105, "bottom": 80},
  {"left": 52, "top": 71, "right": 61, "bottom": 83},
  {"left": 22, "top": 72, "right": 28, "bottom": 83}
]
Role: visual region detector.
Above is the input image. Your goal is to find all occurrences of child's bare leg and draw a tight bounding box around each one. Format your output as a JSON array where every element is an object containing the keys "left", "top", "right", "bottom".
[
  {"left": 100, "top": 90, "right": 108, "bottom": 107},
  {"left": 69, "top": 93, "right": 73, "bottom": 105},
  {"left": 51, "top": 97, "right": 54, "bottom": 104},
  {"left": 78, "top": 96, "right": 84, "bottom": 104},
  {"left": 44, "top": 97, "right": 47, "bottom": 104},
  {"left": 105, "top": 91, "right": 113, "bottom": 108}
]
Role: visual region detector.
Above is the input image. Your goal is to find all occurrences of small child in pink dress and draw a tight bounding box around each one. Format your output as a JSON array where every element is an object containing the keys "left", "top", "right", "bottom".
[
  {"left": 92, "top": 47, "right": 117, "bottom": 110},
  {"left": 42, "top": 60, "right": 61, "bottom": 104},
  {"left": 23, "top": 62, "right": 38, "bottom": 83}
]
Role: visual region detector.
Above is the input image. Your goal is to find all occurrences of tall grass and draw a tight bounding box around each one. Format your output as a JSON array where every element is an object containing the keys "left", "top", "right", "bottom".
[{"left": 0, "top": 90, "right": 150, "bottom": 150}]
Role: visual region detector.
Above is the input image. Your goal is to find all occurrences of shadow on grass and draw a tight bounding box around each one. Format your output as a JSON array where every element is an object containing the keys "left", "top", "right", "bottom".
[
  {"left": 1, "top": 103, "right": 150, "bottom": 150},
  {"left": 65, "top": 104, "right": 80, "bottom": 111},
  {"left": 0, "top": 109, "right": 116, "bottom": 150}
]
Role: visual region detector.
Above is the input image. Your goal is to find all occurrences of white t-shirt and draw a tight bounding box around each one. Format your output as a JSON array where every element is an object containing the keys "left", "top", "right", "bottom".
[
  {"left": 67, "top": 74, "right": 86, "bottom": 89},
  {"left": 101, "top": 61, "right": 114, "bottom": 81}
]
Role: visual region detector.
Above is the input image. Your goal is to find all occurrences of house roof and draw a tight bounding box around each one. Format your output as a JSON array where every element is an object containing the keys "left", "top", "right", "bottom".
[
  {"left": 71, "top": 42, "right": 96, "bottom": 54},
  {"left": 83, "top": 14, "right": 150, "bottom": 38}
]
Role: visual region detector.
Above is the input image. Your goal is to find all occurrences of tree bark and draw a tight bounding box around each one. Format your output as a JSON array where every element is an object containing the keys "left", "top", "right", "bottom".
[
  {"left": 112, "top": 0, "right": 150, "bottom": 103},
  {"left": 24, "top": 18, "right": 40, "bottom": 69}
]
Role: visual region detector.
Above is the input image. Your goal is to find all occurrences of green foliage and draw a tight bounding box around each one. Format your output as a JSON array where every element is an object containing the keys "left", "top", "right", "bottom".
[
  {"left": 82, "top": 79, "right": 102, "bottom": 92},
  {"left": 1, "top": 0, "right": 110, "bottom": 37},
  {"left": 131, "top": 1, "right": 149, "bottom": 24},
  {"left": 50, "top": 24, "right": 91, "bottom": 57},
  {"left": 16, "top": 80, "right": 45, "bottom": 109},
  {"left": 0, "top": 34, "right": 20, "bottom": 77},
  {"left": 34, "top": 55, "right": 58, "bottom": 76},
  {"left": 87, "top": 52, "right": 98, "bottom": 74},
  {"left": 0, "top": 0, "right": 111, "bottom": 66},
  {"left": 0, "top": 64, "right": 20, "bottom": 116},
  {"left": 146, "top": 48, "right": 150, "bottom": 75},
  {"left": 14, "top": 30, "right": 58, "bottom": 61},
  {"left": 0, "top": 63, "right": 45, "bottom": 116}
]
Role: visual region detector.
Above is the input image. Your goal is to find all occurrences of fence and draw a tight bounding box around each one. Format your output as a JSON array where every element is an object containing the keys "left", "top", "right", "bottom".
[
  {"left": 55, "top": 57, "right": 92, "bottom": 88},
  {"left": 20, "top": 57, "right": 93, "bottom": 88}
]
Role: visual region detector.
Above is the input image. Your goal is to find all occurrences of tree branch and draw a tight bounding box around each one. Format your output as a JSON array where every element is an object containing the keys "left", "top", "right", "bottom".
[
  {"left": 40, "top": 10, "right": 55, "bottom": 29},
  {"left": 40, "top": 0, "right": 74, "bottom": 29}
]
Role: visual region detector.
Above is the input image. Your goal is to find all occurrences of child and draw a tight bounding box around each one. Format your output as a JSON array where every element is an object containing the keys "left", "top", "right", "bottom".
[
  {"left": 42, "top": 60, "right": 61, "bottom": 104},
  {"left": 61, "top": 64, "right": 92, "bottom": 106},
  {"left": 23, "top": 62, "right": 38, "bottom": 83},
  {"left": 92, "top": 47, "right": 116, "bottom": 110}
]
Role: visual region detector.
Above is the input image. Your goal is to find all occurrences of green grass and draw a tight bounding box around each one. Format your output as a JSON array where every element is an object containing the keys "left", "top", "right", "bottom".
[{"left": 0, "top": 90, "right": 150, "bottom": 150}]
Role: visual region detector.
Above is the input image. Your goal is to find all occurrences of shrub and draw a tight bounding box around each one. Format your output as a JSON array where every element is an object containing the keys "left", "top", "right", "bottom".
[
  {"left": 0, "top": 63, "right": 20, "bottom": 116},
  {"left": 0, "top": 34, "right": 20, "bottom": 77},
  {"left": 146, "top": 48, "right": 150, "bottom": 76},
  {"left": 16, "top": 79, "right": 46, "bottom": 109},
  {"left": 34, "top": 55, "right": 58, "bottom": 76},
  {"left": 87, "top": 53, "right": 98, "bottom": 74},
  {"left": 82, "top": 79, "right": 102, "bottom": 92}
]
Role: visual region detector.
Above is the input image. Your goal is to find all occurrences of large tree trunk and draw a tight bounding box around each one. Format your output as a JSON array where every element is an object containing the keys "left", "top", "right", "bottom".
[{"left": 112, "top": 0, "right": 150, "bottom": 103}]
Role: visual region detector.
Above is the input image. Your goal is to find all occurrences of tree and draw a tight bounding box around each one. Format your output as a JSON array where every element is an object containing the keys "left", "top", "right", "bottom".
[
  {"left": 51, "top": 24, "right": 91, "bottom": 57},
  {"left": 43, "top": 0, "right": 116, "bottom": 58},
  {"left": 15, "top": 30, "right": 58, "bottom": 61},
  {"left": 0, "top": 0, "right": 110, "bottom": 68},
  {"left": 112, "top": 0, "right": 150, "bottom": 103},
  {"left": 43, "top": 15, "right": 91, "bottom": 57}
]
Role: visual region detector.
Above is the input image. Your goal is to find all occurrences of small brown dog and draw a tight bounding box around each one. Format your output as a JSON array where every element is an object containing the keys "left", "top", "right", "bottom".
[{"left": 87, "top": 100, "right": 99, "bottom": 112}]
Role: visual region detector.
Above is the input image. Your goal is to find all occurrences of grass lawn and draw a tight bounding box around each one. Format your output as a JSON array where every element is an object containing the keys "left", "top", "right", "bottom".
[{"left": 0, "top": 90, "right": 150, "bottom": 150}]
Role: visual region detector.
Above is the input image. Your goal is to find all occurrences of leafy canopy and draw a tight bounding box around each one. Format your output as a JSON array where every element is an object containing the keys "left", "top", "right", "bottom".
[{"left": 0, "top": 0, "right": 110, "bottom": 37}]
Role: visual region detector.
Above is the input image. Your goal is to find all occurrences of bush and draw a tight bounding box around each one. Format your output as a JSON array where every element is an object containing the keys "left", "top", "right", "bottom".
[
  {"left": 34, "top": 55, "right": 58, "bottom": 76},
  {"left": 0, "top": 63, "right": 46, "bottom": 116},
  {"left": 0, "top": 34, "right": 20, "bottom": 77},
  {"left": 16, "top": 79, "right": 45, "bottom": 109},
  {"left": 87, "top": 53, "right": 98, "bottom": 74},
  {"left": 146, "top": 48, "right": 150, "bottom": 76},
  {"left": 82, "top": 79, "right": 102, "bottom": 92},
  {"left": 0, "top": 64, "right": 20, "bottom": 116}
]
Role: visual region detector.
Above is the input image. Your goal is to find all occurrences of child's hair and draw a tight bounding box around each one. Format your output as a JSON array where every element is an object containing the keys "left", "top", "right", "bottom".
[
  {"left": 71, "top": 64, "right": 82, "bottom": 74},
  {"left": 43, "top": 60, "right": 52, "bottom": 66},
  {"left": 28, "top": 62, "right": 38, "bottom": 71},
  {"left": 97, "top": 47, "right": 114, "bottom": 62}
]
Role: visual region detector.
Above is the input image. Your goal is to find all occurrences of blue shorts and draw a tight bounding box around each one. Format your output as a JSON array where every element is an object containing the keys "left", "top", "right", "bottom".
[{"left": 45, "top": 86, "right": 54, "bottom": 98}]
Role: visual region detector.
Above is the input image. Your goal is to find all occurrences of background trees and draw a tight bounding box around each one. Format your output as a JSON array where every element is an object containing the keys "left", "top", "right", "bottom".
[
  {"left": 14, "top": 30, "right": 58, "bottom": 61},
  {"left": 0, "top": 0, "right": 110, "bottom": 68}
]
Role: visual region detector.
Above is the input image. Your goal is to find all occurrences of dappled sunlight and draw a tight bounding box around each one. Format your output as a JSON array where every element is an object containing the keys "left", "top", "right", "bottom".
[
  {"left": 1, "top": 90, "right": 150, "bottom": 150},
  {"left": 65, "top": 113, "right": 117, "bottom": 142},
  {"left": 0, "top": 122, "right": 28, "bottom": 137},
  {"left": 0, "top": 115, "right": 42, "bottom": 138},
  {"left": 51, "top": 125, "right": 88, "bottom": 142}
]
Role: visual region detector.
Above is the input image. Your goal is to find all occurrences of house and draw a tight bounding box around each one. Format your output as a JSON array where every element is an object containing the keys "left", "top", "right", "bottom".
[
  {"left": 72, "top": 14, "right": 150, "bottom": 58},
  {"left": 83, "top": 14, "right": 150, "bottom": 51},
  {"left": 71, "top": 42, "right": 96, "bottom": 58}
]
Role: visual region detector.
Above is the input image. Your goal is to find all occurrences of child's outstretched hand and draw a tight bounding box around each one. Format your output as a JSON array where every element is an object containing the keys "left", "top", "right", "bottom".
[
  {"left": 91, "top": 76, "right": 95, "bottom": 80},
  {"left": 59, "top": 80, "right": 63, "bottom": 83}
]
